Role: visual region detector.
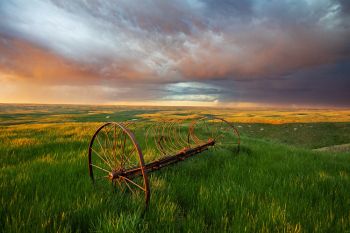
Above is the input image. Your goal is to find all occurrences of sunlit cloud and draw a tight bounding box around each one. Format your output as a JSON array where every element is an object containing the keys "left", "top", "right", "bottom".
[{"left": 0, "top": 0, "right": 349, "bottom": 106}]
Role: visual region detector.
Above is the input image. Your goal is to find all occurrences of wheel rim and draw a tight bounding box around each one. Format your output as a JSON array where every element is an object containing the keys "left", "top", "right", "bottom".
[
  {"left": 189, "top": 117, "right": 240, "bottom": 152},
  {"left": 88, "top": 122, "right": 150, "bottom": 206}
]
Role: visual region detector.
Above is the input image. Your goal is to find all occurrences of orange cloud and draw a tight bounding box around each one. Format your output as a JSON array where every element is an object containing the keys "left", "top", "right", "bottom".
[
  {"left": 0, "top": 37, "right": 101, "bottom": 85},
  {"left": 0, "top": 37, "right": 158, "bottom": 87}
]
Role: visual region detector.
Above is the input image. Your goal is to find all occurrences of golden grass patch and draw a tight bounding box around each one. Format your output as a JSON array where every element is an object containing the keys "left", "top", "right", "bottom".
[{"left": 137, "top": 109, "right": 350, "bottom": 124}]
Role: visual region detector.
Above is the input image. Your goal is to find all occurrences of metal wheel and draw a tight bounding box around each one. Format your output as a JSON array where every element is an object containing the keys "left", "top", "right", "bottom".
[
  {"left": 88, "top": 122, "right": 150, "bottom": 206},
  {"left": 189, "top": 117, "right": 240, "bottom": 152}
]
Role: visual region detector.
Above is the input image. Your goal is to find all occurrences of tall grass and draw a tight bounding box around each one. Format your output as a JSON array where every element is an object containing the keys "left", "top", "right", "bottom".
[{"left": 1, "top": 122, "right": 350, "bottom": 232}]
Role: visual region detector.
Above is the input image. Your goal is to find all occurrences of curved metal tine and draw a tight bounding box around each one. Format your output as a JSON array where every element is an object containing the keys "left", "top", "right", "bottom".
[
  {"left": 197, "top": 118, "right": 205, "bottom": 143},
  {"left": 123, "top": 128, "right": 139, "bottom": 169},
  {"left": 185, "top": 118, "right": 196, "bottom": 147},
  {"left": 213, "top": 119, "right": 225, "bottom": 141},
  {"left": 173, "top": 119, "right": 186, "bottom": 150},
  {"left": 174, "top": 119, "right": 183, "bottom": 147},
  {"left": 218, "top": 127, "right": 239, "bottom": 146},
  {"left": 121, "top": 136, "right": 137, "bottom": 168},
  {"left": 160, "top": 120, "right": 170, "bottom": 155},
  {"left": 205, "top": 119, "right": 213, "bottom": 142},
  {"left": 218, "top": 119, "right": 227, "bottom": 136},
  {"left": 209, "top": 118, "right": 217, "bottom": 140},
  {"left": 209, "top": 119, "right": 216, "bottom": 140},
  {"left": 152, "top": 121, "right": 161, "bottom": 155},
  {"left": 171, "top": 120, "right": 184, "bottom": 152},
  {"left": 115, "top": 129, "right": 127, "bottom": 168},
  {"left": 113, "top": 124, "right": 129, "bottom": 170},
  {"left": 154, "top": 120, "right": 167, "bottom": 156},
  {"left": 144, "top": 122, "right": 155, "bottom": 158},
  {"left": 184, "top": 118, "right": 193, "bottom": 146},
  {"left": 164, "top": 120, "right": 176, "bottom": 154},
  {"left": 151, "top": 121, "right": 162, "bottom": 158},
  {"left": 164, "top": 121, "right": 177, "bottom": 154},
  {"left": 205, "top": 118, "right": 213, "bottom": 142},
  {"left": 158, "top": 120, "right": 166, "bottom": 154},
  {"left": 117, "top": 122, "right": 136, "bottom": 169},
  {"left": 189, "top": 120, "right": 197, "bottom": 146},
  {"left": 148, "top": 121, "right": 160, "bottom": 157},
  {"left": 123, "top": 121, "right": 136, "bottom": 134},
  {"left": 212, "top": 119, "right": 227, "bottom": 149},
  {"left": 191, "top": 118, "right": 204, "bottom": 145},
  {"left": 197, "top": 118, "right": 206, "bottom": 144},
  {"left": 160, "top": 120, "right": 171, "bottom": 155},
  {"left": 171, "top": 120, "right": 182, "bottom": 151},
  {"left": 164, "top": 121, "right": 174, "bottom": 154},
  {"left": 174, "top": 119, "right": 185, "bottom": 149},
  {"left": 111, "top": 124, "right": 125, "bottom": 168},
  {"left": 170, "top": 121, "right": 178, "bottom": 149},
  {"left": 216, "top": 120, "right": 240, "bottom": 151},
  {"left": 222, "top": 120, "right": 238, "bottom": 141},
  {"left": 123, "top": 121, "right": 132, "bottom": 128},
  {"left": 113, "top": 124, "right": 125, "bottom": 163}
]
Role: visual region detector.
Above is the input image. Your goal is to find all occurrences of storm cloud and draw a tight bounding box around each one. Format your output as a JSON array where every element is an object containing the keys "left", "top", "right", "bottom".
[{"left": 0, "top": 0, "right": 349, "bottom": 106}]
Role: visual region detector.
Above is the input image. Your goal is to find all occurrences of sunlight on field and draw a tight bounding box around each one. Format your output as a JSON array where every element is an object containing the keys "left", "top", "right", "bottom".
[
  {"left": 137, "top": 109, "right": 350, "bottom": 124},
  {"left": 1, "top": 104, "right": 350, "bottom": 232},
  {"left": 2, "top": 104, "right": 350, "bottom": 125}
]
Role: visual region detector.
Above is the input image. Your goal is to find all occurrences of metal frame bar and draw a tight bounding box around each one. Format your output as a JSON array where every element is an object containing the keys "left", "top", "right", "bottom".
[{"left": 109, "top": 139, "right": 215, "bottom": 180}]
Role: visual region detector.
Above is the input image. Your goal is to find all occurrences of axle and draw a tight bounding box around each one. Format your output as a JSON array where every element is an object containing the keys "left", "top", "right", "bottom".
[{"left": 109, "top": 139, "right": 215, "bottom": 180}]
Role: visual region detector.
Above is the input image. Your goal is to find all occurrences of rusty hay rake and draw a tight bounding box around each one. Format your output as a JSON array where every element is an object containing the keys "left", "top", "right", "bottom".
[{"left": 88, "top": 116, "right": 240, "bottom": 207}]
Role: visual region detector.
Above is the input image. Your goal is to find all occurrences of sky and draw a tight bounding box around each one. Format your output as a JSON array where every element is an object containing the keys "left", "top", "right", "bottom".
[{"left": 0, "top": 0, "right": 349, "bottom": 107}]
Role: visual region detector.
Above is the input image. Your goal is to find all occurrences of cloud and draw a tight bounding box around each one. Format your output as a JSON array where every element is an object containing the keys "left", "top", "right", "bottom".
[{"left": 0, "top": 0, "right": 349, "bottom": 106}]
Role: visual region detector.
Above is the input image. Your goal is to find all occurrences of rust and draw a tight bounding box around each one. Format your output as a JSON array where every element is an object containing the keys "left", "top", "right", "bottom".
[{"left": 88, "top": 116, "right": 240, "bottom": 208}]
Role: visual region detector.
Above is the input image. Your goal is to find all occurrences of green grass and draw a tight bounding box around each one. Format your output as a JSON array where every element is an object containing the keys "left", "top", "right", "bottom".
[
  {"left": 1, "top": 105, "right": 350, "bottom": 232},
  {"left": 237, "top": 122, "right": 350, "bottom": 149}
]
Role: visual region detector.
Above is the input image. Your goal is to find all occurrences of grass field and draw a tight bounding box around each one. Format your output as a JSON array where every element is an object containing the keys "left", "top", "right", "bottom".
[{"left": 0, "top": 104, "right": 350, "bottom": 232}]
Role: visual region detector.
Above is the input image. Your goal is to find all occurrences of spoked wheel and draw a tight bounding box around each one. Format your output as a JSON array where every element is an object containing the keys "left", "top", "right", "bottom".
[
  {"left": 189, "top": 117, "right": 240, "bottom": 153},
  {"left": 88, "top": 122, "right": 150, "bottom": 206}
]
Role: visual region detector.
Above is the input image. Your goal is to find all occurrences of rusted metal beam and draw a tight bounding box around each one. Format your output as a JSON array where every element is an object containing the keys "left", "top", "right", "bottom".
[{"left": 109, "top": 139, "right": 215, "bottom": 180}]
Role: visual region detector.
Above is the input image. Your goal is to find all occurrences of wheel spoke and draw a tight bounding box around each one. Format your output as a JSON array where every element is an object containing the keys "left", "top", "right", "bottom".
[
  {"left": 89, "top": 122, "right": 149, "bottom": 205},
  {"left": 105, "top": 126, "right": 121, "bottom": 169},
  {"left": 121, "top": 176, "right": 146, "bottom": 191},
  {"left": 122, "top": 146, "right": 135, "bottom": 167},
  {"left": 122, "top": 178, "right": 135, "bottom": 194},
  {"left": 90, "top": 163, "right": 111, "bottom": 173},
  {"left": 96, "top": 135, "right": 115, "bottom": 168},
  {"left": 115, "top": 178, "right": 124, "bottom": 190},
  {"left": 103, "top": 127, "right": 113, "bottom": 160},
  {"left": 91, "top": 147, "right": 112, "bottom": 169}
]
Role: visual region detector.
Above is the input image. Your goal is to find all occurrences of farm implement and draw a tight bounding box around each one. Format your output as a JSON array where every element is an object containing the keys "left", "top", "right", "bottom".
[{"left": 88, "top": 116, "right": 240, "bottom": 207}]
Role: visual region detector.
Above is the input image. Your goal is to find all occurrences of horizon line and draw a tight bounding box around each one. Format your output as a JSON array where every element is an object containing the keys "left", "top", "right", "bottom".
[{"left": 0, "top": 101, "right": 349, "bottom": 110}]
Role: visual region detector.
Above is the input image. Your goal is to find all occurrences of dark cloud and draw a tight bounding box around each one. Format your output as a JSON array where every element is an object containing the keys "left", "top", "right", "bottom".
[
  {"left": 0, "top": 0, "right": 349, "bottom": 106},
  {"left": 211, "top": 59, "right": 350, "bottom": 107}
]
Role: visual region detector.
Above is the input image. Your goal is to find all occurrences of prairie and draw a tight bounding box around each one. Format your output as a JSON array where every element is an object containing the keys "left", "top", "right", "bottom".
[{"left": 0, "top": 104, "right": 349, "bottom": 232}]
